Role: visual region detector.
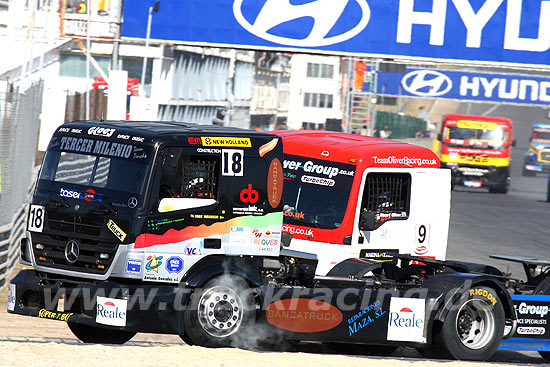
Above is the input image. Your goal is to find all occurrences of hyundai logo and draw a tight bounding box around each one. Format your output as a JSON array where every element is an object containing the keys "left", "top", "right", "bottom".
[
  {"left": 64, "top": 239, "right": 80, "bottom": 265},
  {"left": 233, "top": 0, "right": 370, "bottom": 47},
  {"left": 401, "top": 70, "right": 452, "bottom": 97}
]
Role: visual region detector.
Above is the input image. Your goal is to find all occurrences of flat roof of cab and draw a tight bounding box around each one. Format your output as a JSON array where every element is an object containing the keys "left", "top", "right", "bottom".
[
  {"left": 444, "top": 114, "right": 512, "bottom": 124},
  {"left": 61, "top": 120, "right": 273, "bottom": 139},
  {"left": 272, "top": 130, "right": 439, "bottom": 167}
]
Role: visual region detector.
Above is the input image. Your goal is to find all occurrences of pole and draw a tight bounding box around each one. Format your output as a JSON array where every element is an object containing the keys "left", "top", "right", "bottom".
[
  {"left": 140, "top": 6, "right": 153, "bottom": 93},
  {"left": 111, "top": 0, "right": 124, "bottom": 70},
  {"left": 86, "top": 0, "right": 91, "bottom": 120}
]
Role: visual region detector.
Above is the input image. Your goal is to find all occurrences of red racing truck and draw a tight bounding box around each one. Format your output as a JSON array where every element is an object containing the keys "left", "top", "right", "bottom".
[
  {"left": 273, "top": 131, "right": 451, "bottom": 275},
  {"left": 438, "top": 114, "right": 515, "bottom": 194}
]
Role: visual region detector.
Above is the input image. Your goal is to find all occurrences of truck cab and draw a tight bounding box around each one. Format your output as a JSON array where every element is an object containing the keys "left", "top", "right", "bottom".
[
  {"left": 438, "top": 114, "right": 514, "bottom": 194},
  {"left": 523, "top": 123, "right": 550, "bottom": 176},
  {"left": 273, "top": 130, "right": 451, "bottom": 275},
  {"left": 21, "top": 120, "right": 284, "bottom": 283}
]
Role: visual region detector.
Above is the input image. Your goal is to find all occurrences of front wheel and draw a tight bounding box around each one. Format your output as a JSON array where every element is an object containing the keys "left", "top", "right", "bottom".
[
  {"left": 68, "top": 323, "right": 136, "bottom": 344},
  {"left": 183, "top": 276, "right": 256, "bottom": 348},
  {"left": 430, "top": 286, "right": 504, "bottom": 360}
]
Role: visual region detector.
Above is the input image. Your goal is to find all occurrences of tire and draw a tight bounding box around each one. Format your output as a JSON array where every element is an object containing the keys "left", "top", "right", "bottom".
[
  {"left": 522, "top": 168, "right": 535, "bottom": 177},
  {"left": 430, "top": 286, "right": 504, "bottom": 361},
  {"left": 183, "top": 276, "right": 256, "bottom": 348},
  {"left": 179, "top": 332, "right": 195, "bottom": 346},
  {"left": 539, "top": 351, "right": 550, "bottom": 361},
  {"left": 68, "top": 322, "right": 136, "bottom": 344}
]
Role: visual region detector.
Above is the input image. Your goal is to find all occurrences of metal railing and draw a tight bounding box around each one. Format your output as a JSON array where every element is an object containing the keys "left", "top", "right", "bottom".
[{"left": 0, "top": 81, "right": 43, "bottom": 289}]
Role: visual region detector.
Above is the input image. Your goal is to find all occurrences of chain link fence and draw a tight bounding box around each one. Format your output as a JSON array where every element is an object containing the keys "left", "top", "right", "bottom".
[{"left": 0, "top": 81, "right": 43, "bottom": 288}]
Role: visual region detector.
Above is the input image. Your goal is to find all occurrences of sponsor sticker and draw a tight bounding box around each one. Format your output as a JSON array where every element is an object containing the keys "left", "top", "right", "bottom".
[
  {"left": 457, "top": 120, "right": 497, "bottom": 130},
  {"left": 229, "top": 226, "right": 251, "bottom": 246},
  {"left": 184, "top": 243, "right": 203, "bottom": 256},
  {"left": 259, "top": 138, "right": 279, "bottom": 157},
  {"left": 202, "top": 137, "right": 251, "bottom": 147},
  {"left": 145, "top": 255, "right": 163, "bottom": 272},
  {"left": 516, "top": 302, "right": 549, "bottom": 317},
  {"left": 126, "top": 258, "right": 142, "bottom": 276},
  {"left": 38, "top": 309, "right": 73, "bottom": 322},
  {"left": 517, "top": 326, "right": 546, "bottom": 335},
  {"left": 387, "top": 297, "right": 426, "bottom": 343},
  {"left": 267, "top": 158, "right": 282, "bottom": 208},
  {"left": 347, "top": 300, "right": 386, "bottom": 337},
  {"left": 107, "top": 219, "right": 127, "bottom": 242},
  {"left": 266, "top": 299, "right": 343, "bottom": 333},
  {"left": 470, "top": 288, "right": 498, "bottom": 305},
  {"left": 7, "top": 284, "right": 15, "bottom": 311},
  {"left": 240, "top": 184, "right": 259, "bottom": 204},
  {"left": 165, "top": 256, "right": 184, "bottom": 274},
  {"left": 96, "top": 297, "right": 127, "bottom": 327},
  {"left": 88, "top": 126, "right": 116, "bottom": 137}
]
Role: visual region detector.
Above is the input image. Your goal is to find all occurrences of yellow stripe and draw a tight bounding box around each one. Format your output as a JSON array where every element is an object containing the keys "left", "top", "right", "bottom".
[{"left": 441, "top": 154, "right": 510, "bottom": 167}]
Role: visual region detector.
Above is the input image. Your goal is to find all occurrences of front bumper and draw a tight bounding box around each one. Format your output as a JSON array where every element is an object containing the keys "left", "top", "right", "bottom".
[
  {"left": 7, "top": 269, "right": 191, "bottom": 334},
  {"left": 441, "top": 164, "right": 509, "bottom": 188}
]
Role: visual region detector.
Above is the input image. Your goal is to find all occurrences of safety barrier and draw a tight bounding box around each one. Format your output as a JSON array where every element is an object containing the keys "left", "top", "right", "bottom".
[{"left": 0, "top": 203, "right": 27, "bottom": 288}]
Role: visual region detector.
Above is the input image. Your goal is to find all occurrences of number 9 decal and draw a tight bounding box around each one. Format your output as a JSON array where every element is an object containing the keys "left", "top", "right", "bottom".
[
  {"left": 28, "top": 205, "right": 45, "bottom": 232},
  {"left": 414, "top": 223, "right": 430, "bottom": 254}
]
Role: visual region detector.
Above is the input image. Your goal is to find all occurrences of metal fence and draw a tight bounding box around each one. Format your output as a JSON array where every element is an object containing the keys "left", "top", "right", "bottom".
[{"left": 0, "top": 81, "right": 43, "bottom": 288}]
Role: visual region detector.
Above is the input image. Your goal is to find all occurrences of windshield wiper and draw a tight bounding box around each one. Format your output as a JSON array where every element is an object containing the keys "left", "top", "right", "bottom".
[
  {"left": 38, "top": 188, "right": 70, "bottom": 208},
  {"left": 94, "top": 194, "right": 118, "bottom": 215}
]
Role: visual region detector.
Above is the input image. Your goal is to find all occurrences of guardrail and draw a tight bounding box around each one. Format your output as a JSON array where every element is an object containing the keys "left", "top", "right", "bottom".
[{"left": 0, "top": 202, "right": 27, "bottom": 288}]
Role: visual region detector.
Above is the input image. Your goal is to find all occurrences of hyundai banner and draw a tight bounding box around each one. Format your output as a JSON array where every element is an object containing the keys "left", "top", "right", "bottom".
[
  {"left": 122, "top": 0, "right": 550, "bottom": 67},
  {"left": 376, "top": 68, "right": 550, "bottom": 106}
]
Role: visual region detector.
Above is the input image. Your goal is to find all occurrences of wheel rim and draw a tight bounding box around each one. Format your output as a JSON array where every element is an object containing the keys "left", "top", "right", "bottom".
[
  {"left": 455, "top": 299, "right": 495, "bottom": 350},
  {"left": 197, "top": 286, "right": 243, "bottom": 338}
]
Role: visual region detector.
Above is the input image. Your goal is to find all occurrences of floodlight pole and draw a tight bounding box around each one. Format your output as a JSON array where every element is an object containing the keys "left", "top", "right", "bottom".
[{"left": 141, "top": 2, "right": 159, "bottom": 94}]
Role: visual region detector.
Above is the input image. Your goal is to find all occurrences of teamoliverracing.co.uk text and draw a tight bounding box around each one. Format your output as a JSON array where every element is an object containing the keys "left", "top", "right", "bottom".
[
  {"left": 282, "top": 225, "right": 313, "bottom": 237},
  {"left": 372, "top": 156, "right": 438, "bottom": 167}
]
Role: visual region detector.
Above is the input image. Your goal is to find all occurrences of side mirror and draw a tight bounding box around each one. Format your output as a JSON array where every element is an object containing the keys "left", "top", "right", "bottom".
[
  {"left": 512, "top": 139, "right": 517, "bottom": 147},
  {"left": 437, "top": 133, "right": 442, "bottom": 141},
  {"left": 158, "top": 197, "right": 216, "bottom": 212},
  {"left": 281, "top": 232, "right": 293, "bottom": 248},
  {"left": 359, "top": 209, "right": 377, "bottom": 231}
]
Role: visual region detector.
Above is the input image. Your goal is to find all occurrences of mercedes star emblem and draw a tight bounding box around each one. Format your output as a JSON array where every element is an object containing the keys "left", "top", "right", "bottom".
[
  {"left": 64, "top": 239, "right": 80, "bottom": 264},
  {"left": 128, "top": 197, "right": 138, "bottom": 209}
]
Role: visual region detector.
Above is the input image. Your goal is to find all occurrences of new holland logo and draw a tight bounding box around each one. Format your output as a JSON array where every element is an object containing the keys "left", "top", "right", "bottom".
[
  {"left": 402, "top": 70, "right": 452, "bottom": 97},
  {"left": 233, "top": 0, "right": 370, "bottom": 47}
]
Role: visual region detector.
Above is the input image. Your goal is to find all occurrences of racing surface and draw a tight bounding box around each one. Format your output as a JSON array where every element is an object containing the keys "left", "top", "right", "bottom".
[
  {"left": 2, "top": 103, "right": 550, "bottom": 365},
  {"left": 448, "top": 103, "right": 550, "bottom": 279}
]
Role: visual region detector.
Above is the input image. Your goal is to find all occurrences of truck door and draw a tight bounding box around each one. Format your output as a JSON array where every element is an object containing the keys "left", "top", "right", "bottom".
[{"left": 351, "top": 168, "right": 451, "bottom": 261}]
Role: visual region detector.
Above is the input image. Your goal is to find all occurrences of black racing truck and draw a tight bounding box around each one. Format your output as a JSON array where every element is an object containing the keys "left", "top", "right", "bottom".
[{"left": 8, "top": 120, "right": 522, "bottom": 361}]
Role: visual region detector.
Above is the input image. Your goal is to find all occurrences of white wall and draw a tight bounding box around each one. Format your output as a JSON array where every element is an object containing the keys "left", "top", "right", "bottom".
[{"left": 287, "top": 54, "right": 343, "bottom": 130}]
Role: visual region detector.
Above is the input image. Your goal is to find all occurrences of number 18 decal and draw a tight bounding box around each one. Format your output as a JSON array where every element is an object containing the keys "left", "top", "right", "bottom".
[
  {"left": 222, "top": 149, "right": 244, "bottom": 176},
  {"left": 28, "top": 205, "right": 45, "bottom": 232},
  {"left": 414, "top": 223, "right": 430, "bottom": 255}
]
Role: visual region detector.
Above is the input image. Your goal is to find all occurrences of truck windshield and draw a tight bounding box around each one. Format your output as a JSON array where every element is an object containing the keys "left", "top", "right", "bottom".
[
  {"left": 38, "top": 135, "right": 153, "bottom": 198},
  {"left": 444, "top": 122, "right": 509, "bottom": 148},
  {"left": 282, "top": 155, "right": 355, "bottom": 229},
  {"left": 532, "top": 129, "right": 550, "bottom": 142}
]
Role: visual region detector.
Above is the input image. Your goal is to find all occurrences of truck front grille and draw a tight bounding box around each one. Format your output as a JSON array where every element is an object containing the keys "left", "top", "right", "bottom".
[
  {"left": 540, "top": 151, "right": 550, "bottom": 162},
  {"left": 32, "top": 233, "right": 118, "bottom": 275}
]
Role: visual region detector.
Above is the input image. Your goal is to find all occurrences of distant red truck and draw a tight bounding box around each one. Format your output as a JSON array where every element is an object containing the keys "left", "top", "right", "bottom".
[{"left": 438, "top": 114, "right": 515, "bottom": 193}]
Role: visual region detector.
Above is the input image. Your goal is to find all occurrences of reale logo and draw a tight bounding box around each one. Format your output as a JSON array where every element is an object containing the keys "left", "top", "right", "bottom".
[
  {"left": 402, "top": 70, "right": 452, "bottom": 97},
  {"left": 233, "top": 0, "right": 370, "bottom": 47}
]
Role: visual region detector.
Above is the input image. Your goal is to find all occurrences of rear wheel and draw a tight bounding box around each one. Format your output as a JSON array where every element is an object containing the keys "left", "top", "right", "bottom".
[
  {"left": 424, "top": 286, "right": 504, "bottom": 360},
  {"left": 183, "top": 276, "right": 256, "bottom": 348},
  {"left": 68, "top": 323, "right": 136, "bottom": 344},
  {"left": 522, "top": 168, "right": 535, "bottom": 177},
  {"left": 539, "top": 351, "right": 550, "bottom": 361}
]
